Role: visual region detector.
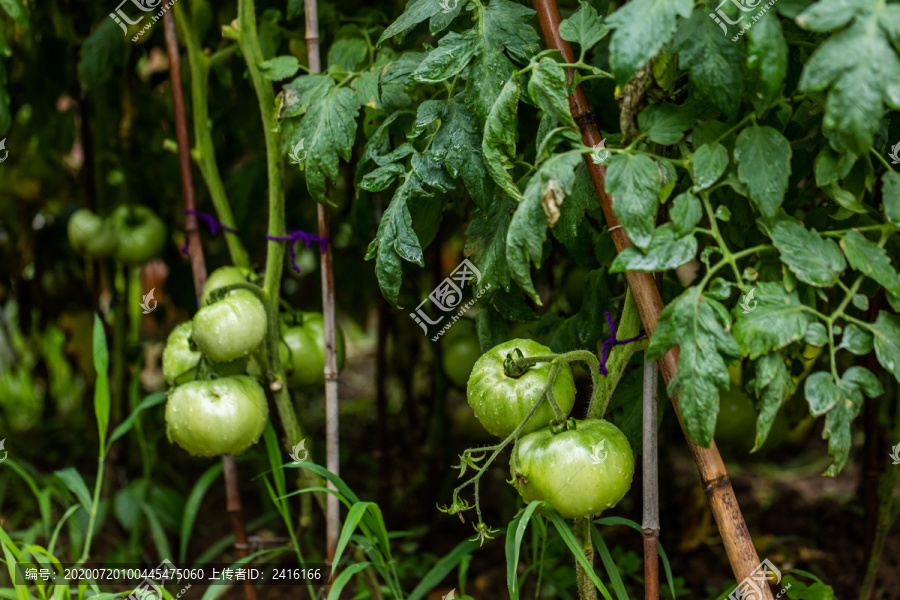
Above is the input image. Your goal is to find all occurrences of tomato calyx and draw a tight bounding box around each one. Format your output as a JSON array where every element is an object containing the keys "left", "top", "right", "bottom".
[
  {"left": 503, "top": 348, "right": 531, "bottom": 378},
  {"left": 549, "top": 417, "right": 577, "bottom": 435}
]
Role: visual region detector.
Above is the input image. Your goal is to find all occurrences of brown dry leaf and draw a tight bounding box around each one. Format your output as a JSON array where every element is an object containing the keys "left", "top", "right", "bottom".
[{"left": 541, "top": 178, "right": 564, "bottom": 228}]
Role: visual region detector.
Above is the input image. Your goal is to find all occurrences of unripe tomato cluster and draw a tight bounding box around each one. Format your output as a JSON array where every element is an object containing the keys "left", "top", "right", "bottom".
[
  {"left": 466, "top": 339, "right": 635, "bottom": 519},
  {"left": 67, "top": 206, "right": 166, "bottom": 264},
  {"left": 162, "top": 266, "right": 344, "bottom": 458}
]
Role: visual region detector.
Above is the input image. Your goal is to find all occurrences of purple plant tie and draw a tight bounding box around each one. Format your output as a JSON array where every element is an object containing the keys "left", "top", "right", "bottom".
[
  {"left": 181, "top": 210, "right": 239, "bottom": 254},
  {"left": 266, "top": 230, "right": 332, "bottom": 273},
  {"left": 597, "top": 311, "right": 646, "bottom": 376}
]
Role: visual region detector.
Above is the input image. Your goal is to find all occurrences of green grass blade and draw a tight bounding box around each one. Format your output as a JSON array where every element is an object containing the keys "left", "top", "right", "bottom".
[
  {"left": 2, "top": 460, "right": 52, "bottom": 537},
  {"left": 92, "top": 314, "right": 110, "bottom": 457},
  {"left": 141, "top": 503, "right": 173, "bottom": 562},
  {"left": 505, "top": 501, "right": 543, "bottom": 600},
  {"left": 332, "top": 502, "right": 374, "bottom": 576},
  {"left": 287, "top": 462, "right": 361, "bottom": 503},
  {"left": 326, "top": 562, "right": 371, "bottom": 600},
  {"left": 53, "top": 468, "right": 92, "bottom": 510},
  {"left": 179, "top": 461, "right": 224, "bottom": 564},
  {"left": 262, "top": 422, "right": 287, "bottom": 500},
  {"left": 590, "top": 525, "right": 629, "bottom": 600},
  {"left": 546, "top": 510, "right": 612, "bottom": 600},
  {"left": 48, "top": 506, "right": 80, "bottom": 558},
  {"left": 408, "top": 536, "right": 481, "bottom": 600},
  {"left": 108, "top": 393, "right": 166, "bottom": 447}
]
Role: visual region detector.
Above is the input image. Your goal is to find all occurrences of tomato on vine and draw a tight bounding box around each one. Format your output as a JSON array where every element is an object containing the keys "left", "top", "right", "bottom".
[
  {"left": 510, "top": 419, "right": 635, "bottom": 519},
  {"left": 279, "top": 312, "right": 345, "bottom": 387},
  {"left": 466, "top": 339, "right": 576, "bottom": 438},
  {"left": 109, "top": 205, "right": 166, "bottom": 265},
  {"left": 192, "top": 289, "right": 267, "bottom": 362},
  {"left": 165, "top": 375, "right": 269, "bottom": 457},
  {"left": 67, "top": 209, "right": 116, "bottom": 259},
  {"left": 442, "top": 319, "right": 481, "bottom": 388},
  {"left": 201, "top": 265, "right": 258, "bottom": 306}
]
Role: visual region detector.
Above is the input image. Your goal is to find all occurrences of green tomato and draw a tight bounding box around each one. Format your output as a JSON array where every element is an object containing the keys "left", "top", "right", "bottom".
[
  {"left": 67, "top": 209, "right": 116, "bottom": 258},
  {"left": 192, "top": 289, "right": 267, "bottom": 362},
  {"left": 162, "top": 321, "right": 248, "bottom": 385},
  {"left": 442, "top": 320, "right": 481, "bottom": 388},
  {"left": 510, "top": 419, "right": 635, "bottom": 519},
  {"left": 715, "top": 388, "right": 788, "bottom": 454},
  {"left": 280, "top": 312, "right": 346, "bottom": 387},
  {"left": 109, "top": 205, "right": 166, "bottom": 265},
  {"left": 466, "top": 339, "right": 576, "bottom": 438},
  {"left": 162, "top": 322, "right": 201, "bottom": 385},
  {"left": 165, "top": 375, "right": 268, "bottom": 457},
  {"left": 201, "top": 266, "right": 257, "bottom": 306}
]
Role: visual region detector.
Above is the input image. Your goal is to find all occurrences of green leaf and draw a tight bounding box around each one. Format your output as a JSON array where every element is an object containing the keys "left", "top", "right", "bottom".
[
  {"left": 545, "top": 510, "right": 613, "bottom": 600},
  {"left": 749, "top": 352, "right": 794, "bottom": 452},
  {"left": 646, "top": 287, "right": 742, "bottom": 447},
  {"left": 746, "top": 11, "right": 787, "bottom": 112},
  {"left": 805, "top": 321, "right": 828, "bottom": 346},
  {"left": 482, "top": 77, "right": 523, "bottom": 201},
  {"left": 590, "top": 526, "right": 630, "bottom": 600},
  {"left": 408, "top": 99, "right": 446, "bottom": 139},
  {"left": 871, "top": 311, "right": 900, "bottom": 383},
  {"left": 412, "top": 30, "right": 481, "bottom": 83},
  {"left": 292, "top": 85, "right": 360, "bottom": 202},
  {"left": 412, "top": 151, "right": 455, "bottom": 192},
  {"left": 670, "top": 192, "right": 702, "bottom": 238},
  {"left": 466, "top": 44, "right": 515, "bottom": 124},
  {"left": 551, "top": 162, "right": 593, "bottom": 261},
  {"left": 92, "top": 314, "right": 110, "bottom": 456},
  {"left": 360, "top": 163, "right": 406, "bottom": 192},
  {"left": 258, "top": 56, "right": 300, "bottom": 80},
  {"left": 433, "top": 95, "right": 493, "bottom": 207},
  {"left": 378, "top": 0, "right": 444, "bottom": 44},
  {"left": 818, "top": 367, "right": 883, "bottom": 475},
  {"left": 606, "top": 0, "right": 692, "bottom": 85},
  {"left": 805, "top": 371, "right": 840, "bottom": 416},
  {"left": 732, "top": 282, "right": 808, "bottom": 359},
  {"left": 407, "top": 537, "right": 482, "bottom": 600},
  {"left": 637, "top": 103, "right": 694, "bottom": 145},
  {"left": 465, "top": 193, "right": 515, "bottom": 296},
  {"left": 838, "top": 324, "right": 873, "bottom": 355},
  {"left": 840, "top": 230, "right": 900, "bottom": 296},
  {"left": 605, "top": 154, "right": 660, "bottom": 249},
  {"left": 813, "top": 145, "right": 856, "bottom": 187},
  {"left": 558, "top": 2, "right": 608, "bottom": 54},
  {"left": 796, "top": 0, "right": 871, "bottom": 31},
  {"left": 326, "top": 562, "right": 371, "bottom": 600},
  {"left": 108, "top": 393, "right": 166, "bottom": 447},
  {"left": 545, "top": 270, "right": 612, "bottom": 352},
  {"left": 365, "top": 174, "right": 427, "bottom": 306},
  {"left": 528, "top": 58, "right": 576, "bottom": 128},
  {"left": 78, "top": 18, "right": 127, "bottom": 91},
  {"left": 734, "top": 126, "right": 792, "bottom": 218},
  {"left": 780, "top": 575, "right": 836, "bottom": 600},
  {"left": 883, "top": 171, "right": 900, "bottom": 227},
  {"left": 327, "top": 38, "right": 367, "bottom": 71},
  {"left": 429, "top": 0, "right": 465, "bottom": 35},
  {"left": 674, "top": 11, "right": 744, "bottom": 118},
  {"left": 507, "top": 153, "right": 582, "bottom": 302},
  {"left": 179, "top": 461, "right": 224, "bottom": 564},
  {"left": 691, "top": 143, "right": 729, "bottom": 191},
  {"left": 483, "top": 0, "right": 541, "bottom": 64},
  {"left": 0, "top": 0, "right": 27, "bottom": 25},
  {"left": 282, "top": 74, "right": 333, "bottom": 119},
  {"left": 797, "top": 5, "right": 900, "bottom": 153},
  {"left": 768, "top": 219, "right": 846, "bottom": 287},
  {"left": 55, "top": 468, "right": 93, "bottom": 510},
  {"left": 610, "top": 225, "right": 697, "bottom": 272},
  {"left": 505, "top": 502, "right": 544, "bottom": 600}
]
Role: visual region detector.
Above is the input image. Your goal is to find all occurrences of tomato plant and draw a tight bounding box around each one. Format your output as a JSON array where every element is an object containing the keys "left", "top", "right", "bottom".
[{"left": 191, "top": 289, "right": 267, "bottom": 362}]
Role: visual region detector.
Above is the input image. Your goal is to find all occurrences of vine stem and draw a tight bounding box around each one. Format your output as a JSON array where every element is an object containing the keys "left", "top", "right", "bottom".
[
  {"left": 162, "top": 11, "right": 256, "bottom": 599},
  {"left": 642, "top": 359, "right": 660, "bottom": 600},
  {"left": 529, "top": 0, "right": 773, "bottom": 594},
  {"left": 304, "top": 0, "right": 342, "bottom": 564}
]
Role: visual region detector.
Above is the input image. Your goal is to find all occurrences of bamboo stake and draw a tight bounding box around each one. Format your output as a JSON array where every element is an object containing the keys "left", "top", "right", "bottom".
[
  {"left": 162, "top": 12, "right": 257, "bottom": 600},
  {"left": 642, "top": 360, "right": 659, "bottom": 600},
  {"left": 529, "top": 1, "right": 771, "bottom": 592},
  {"left": 303, "top": 0, "right": 341, "bottom": 562}
]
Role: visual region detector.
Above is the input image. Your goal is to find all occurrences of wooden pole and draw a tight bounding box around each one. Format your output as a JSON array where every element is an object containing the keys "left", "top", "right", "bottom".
[
  {"left": 642, "top": 360, "right": 660, "bottom": 600},
  {"left": 162, "top": 12, "right": 257, "bottom": 600},
  {"left": 529, "top": 0, "right": 771, "bottom": 592},
  {"left": 304, "top": 0, "right": 341, "bottom": 563}
]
